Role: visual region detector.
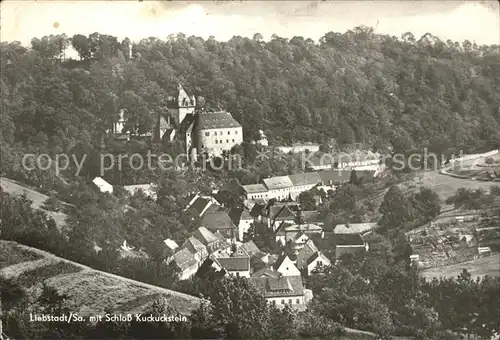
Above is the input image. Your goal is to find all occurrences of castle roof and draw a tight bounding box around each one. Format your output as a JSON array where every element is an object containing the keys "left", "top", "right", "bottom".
[{"left": 197, "top": 111, "right": 241, "bottom": 130}]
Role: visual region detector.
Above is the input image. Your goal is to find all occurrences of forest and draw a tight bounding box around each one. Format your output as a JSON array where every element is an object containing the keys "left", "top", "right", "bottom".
[
  {"left": 1, "top": 27, "right": 500, "bottom": 339},
  {"left": 1, "top": 27, "right": 500, "bottom": 184}
]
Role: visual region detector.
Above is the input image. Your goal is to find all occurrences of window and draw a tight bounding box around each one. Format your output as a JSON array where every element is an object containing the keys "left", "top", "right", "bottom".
[
  {"left": 214, "top": 131, "right": 217, "bottom": 136},
  {"left": 281, "top": 300, "right": 285, "bottom": 305},
  {"left": 215, "top": 140, "right": 218, "bottom": 144},
  {"left": 228, "top": 131, "right": 231, "bottom": 135},
  {"left": 318, "top": 260, "right": 322, "bottom": 266},
  {"left": 226, "top": 140, "right": 229, "bottom": 143},
  {"left": 289, "top": 299, "right": 292, "bottom": 304},
  {"left": 232, "top": 139, "right": 235, "bottom": 142},
  {"left": 235, "top": 130, "right": 238, "bottom": 134},
  {"left": 220, "top": 140, "right": 223, "bottom": 144},
  {"left": 201, "top": 144, "right": 204, "bottom": 148},
  {"left": 272, "top": 300, "right": 276, "bottom": 305},
  {"left": 296, "top": 299, "right": 300, "bottom": 304},
  {"left": 205, "top": 132, "right": 210, "bottom": 136}
]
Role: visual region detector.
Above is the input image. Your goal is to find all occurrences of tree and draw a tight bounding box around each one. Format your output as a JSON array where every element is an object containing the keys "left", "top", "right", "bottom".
[
  {"left": 413, "top": 187, "right": 441, "bottom": 222},
  {"left": 298, "top": 190, "right": 316, "bottom": 210},
  {"left": 379, "top": 185, "right": 413, "bottom": 234}
]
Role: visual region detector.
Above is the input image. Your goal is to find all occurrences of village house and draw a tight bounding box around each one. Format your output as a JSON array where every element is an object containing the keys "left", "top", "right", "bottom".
[
  {"left": 275, "top": 142, "right": 320, "bottom": 154},
  {"left": 184, "top": 194, "right": 221, "bottom": 217},
  {"left": 299, "top": 251, "right": 331, "bottom": 276},
  {"left": 200, "top": 206, "right": 237, "bottom": 242},
  {"left": 288, "top": 172, "right": 322, "bottom": 200},
  {"left": 263, "top": 204, "right": 297, "bottom": 231},
  {"left": 331, "top": 234, "right": 369, "bottom": 261},
  {"left": 195, "top": 111, "right": 243, "bottom": 157},
  {"left": 183, "top": 236, "right": 209, "bottom": 262},
  {"left": 273, "top": 254, "right": 301, "bottom": 276},
  {"left": 92, "top": 177, "right": 113, "bottom": 194},
  {"left": 248, "top": 276, "right": 308, "bottom": 311},
  {"left": 276, "top": 223, "right": 323, "bottom": 246},
  {"left": 263, "top": 176, "right": 296, "bottom": 201},
  {"left": 229, "top": 207, "right": 254, "bottom": 241},
  {"left": 168, "top": 248, "right": 199, "bottom": 280},
  {"left": 218, "top": 256, "right": 251, "bottom": 277}
]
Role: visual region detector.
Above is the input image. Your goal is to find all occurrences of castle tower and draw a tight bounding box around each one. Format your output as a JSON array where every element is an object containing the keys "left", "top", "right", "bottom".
[{"left": 174, "top": 84, "right": 196, "bottom": 127}]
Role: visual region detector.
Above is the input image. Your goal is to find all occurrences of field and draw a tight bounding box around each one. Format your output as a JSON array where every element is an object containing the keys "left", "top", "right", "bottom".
[
  {"left": 418, "top": 171, "right": 497, "bottom": 200},
  {"left": 420, "top": 254, "right": 500, "bottom": 280},
  {"left": 0, "top": 240, "right": 203, "bottom": 316},
  {"left": 0, "top": 177, "right": 69, "bottom": 229}
]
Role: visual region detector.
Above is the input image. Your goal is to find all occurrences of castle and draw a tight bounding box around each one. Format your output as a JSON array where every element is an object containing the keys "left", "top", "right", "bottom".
[{"left": 110, "top": 84, "right": 243, "bottom": 158}]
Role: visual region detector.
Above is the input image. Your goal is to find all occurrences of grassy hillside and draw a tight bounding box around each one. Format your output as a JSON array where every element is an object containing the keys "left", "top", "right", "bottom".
[
  {"left": 0, "top": 240, "right": 202, "bottom": 316},
  {"left": 420, "top": 254, "right": 500, "bottom": 280}
]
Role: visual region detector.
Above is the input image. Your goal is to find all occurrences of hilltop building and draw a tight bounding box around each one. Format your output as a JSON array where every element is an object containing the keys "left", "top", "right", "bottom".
[{"left": 110, "top": 84, "right": 243, "bottom": 159}]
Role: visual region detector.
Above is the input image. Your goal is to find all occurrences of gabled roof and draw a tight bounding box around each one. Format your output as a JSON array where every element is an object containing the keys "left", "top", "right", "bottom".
[
  {"left": 243, "top": 184, "right": 269, "bottom": 194},
  {"left": 274, "top": 205, "right": 296, "bottom": 221},
  {"left": 163, "top": 238, "right": 179, "bottom": 251},
  {"left": 249, "top": 276, "right": 304, "bottom": 297},
  {"left": 273, "top": 254, "right": 291, "bottom": 271},
  {"left": 183, "top": 236, "right": 207, "bottom": 254},
  {"left": 296, "top": 240, "right": 319, "bottom": 269},
  {"left": 217, "top": 257, "right": 250, "bottom": 271},
  {"left": 185, "top": 196, "right": 212, "bottom": 217},
  {"left": 202, "top": 210, "right": 236, "bottom": 231},
  {"left": 291, "top": 231, "right": 309, "bottom": 243},
  {"left": 251, "top": 268, "right": 282, "bottom": 278},
  {"left": 197, "top": 111, "right": 241, "bottom": 130},
  {"left": 228, "top": 207, "right": 251, "bottom": 226},
  {"left": 288, "top": 172, "right": 321, "bottom": 186},
  {"left": 333, "top": 223, "right": 377, "bottom": 234},
  {"left": 193, "top": 226, "right": 219, "bottom": 245},
  {"left": 239, "top": 241, "right": 261, "bottom": 257},
  {"left": 172, "top": 248, "right": 198, "bottom": 271}
]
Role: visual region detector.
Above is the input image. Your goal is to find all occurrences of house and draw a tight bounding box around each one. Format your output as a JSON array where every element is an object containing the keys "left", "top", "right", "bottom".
[
  {"left": 184, "top": 194, "right": 220, "bottom": 217},
  {"left": 263, "top": 204, "right": 297, "bottom": 231},
  {"left": 302, "top": 252, "right": 331, "bottom": 276},
  {"left": 183, "top": 236, "right": 209, "bottom": 262},
  {"left": 273, "top": 254, "right": 301, "bottom": 277},
  {"left": 288, "top": 172, "right": 322, "bottom": 200},
  {"left": 332, "top": 223, "right": 377, "bottom": 236},
  {"left": 249, "top": 276, "right": 307, "bottom": 311},
  {"left": 163, "top": 238, "right": 179, "bottom": 255},
  {"left": 276, "top": 223, "right": 323, "bottom": 246},
  {"left": 217, "top": 256, "right": 251, "bottom": 277},
  {"left": 92, "top": 177, "right": 113, "bottom": 194},
  {"left": 193, "top": 226, "right": 224, "bottom": 254},
  {"left": 196, "top": 255, "right": 225, "bottom": 279},
  {"left": 262, "top": 176, "right": 295, "bottom": 201},
  {"left": 169, "top": 248, "right": 199, "bottom": 280},
  {"left": 123, "top": 184, "right": 156, "bottom": 199},
  {"left": 229, "top": 207, "right": 254, "bottom": 241},
  {"left": 296, "top": 239, "right": 319, "bottom": 268},
  {"left": 195, "top": 111, "right": 243, "bottom": 158},
  {"left": 243, "top": 184, "right": 269, "bottom": 201},
  {"left": 332, "top": 234, "right": 369, "bottom": 261},
  {"left": 251, "top": 267, "right": 282, "bottom": 278},
  {"left": 286, "top": 232, "right": 310, "bottom": 255},
  {"left": 201, "top": 207, "right": 237, "bottom": 242},
  {"left": 317, "top": 169, "right": 352, "bottom": 188}
]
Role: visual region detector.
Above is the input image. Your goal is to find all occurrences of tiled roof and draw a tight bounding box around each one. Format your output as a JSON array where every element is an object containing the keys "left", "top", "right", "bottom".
[
  {"left": 317, "top": 169, "right": 352, "bottom": 183},
  {"left": 173, "top": 248, "right": 198, "bottom": 271},
  {"left": 217, "top": 257, "right": 250, "bottom": 271},
  {"left": 333, "top": 223, "right": 377, "bottom": 234},
  {"left": 197, "top": 111, "right": 241, "bottom": 130},
  {"left": 183, "top": 236, "right": 207, "bottom": 254},
  {"left": 251, "top": 268, "right": 282, "bottom": 278},
  {"left": 240, "top": 241, "right": 261, "bottom": 257},
  {"left": 263, "top": 176, "right": 294, "bottom": 190},
  {"left": 274, "top": 206, "right": 296, "bottom": 221},
  {"left": 202, "top": 210, "right": 236, "bottom": 231},
  {"left": 296, "top": 240, "right": 319, "bottom": 269},
  {"left": 288, "top": 172, "right": 321, "bottom": 186},
  {"left": 276, "top": 223, "right": 322, "bottom": 236},
  {"left": 193, "top": 226, "right": 219, "bottom": 245},
  {"left": 305, "top": 252, "right": 320, "bottom": 266},
  {"left": 228, "top": 207, "right": 247, "bottom": 225},
  {"left": 240, "top": 209, "right": 252, "bottom": 220},
  {"left": 249, "top": 276, "right": 304, "bottom": 297},
  {"left": 185, "top": 196, "right": 212, "bottom": 216},
  {"left": 243, "top": 183, "right": 269, "bottom": 194}
]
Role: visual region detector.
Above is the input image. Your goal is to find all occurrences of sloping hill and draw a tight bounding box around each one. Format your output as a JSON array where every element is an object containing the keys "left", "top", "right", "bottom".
[
  {"left": 420, "top": 254, "right": 500, "bottom": 280},
  {"left": 0, "top": 177, "right": 69, "bottom": 229},
  {"left": 0, "top": 241, "right": 203, "bottom": 316}
]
